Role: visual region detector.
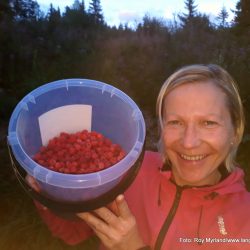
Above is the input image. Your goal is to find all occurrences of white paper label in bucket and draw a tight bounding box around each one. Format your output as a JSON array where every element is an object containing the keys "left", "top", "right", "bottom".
[{"left": 38, "top": 104, "right": 92, "bottom": 146}]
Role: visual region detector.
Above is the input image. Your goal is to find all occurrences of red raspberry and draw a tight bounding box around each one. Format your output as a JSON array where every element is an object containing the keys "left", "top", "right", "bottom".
[{"left": 33, "top": 130, "right": 126, "bottom": 174}]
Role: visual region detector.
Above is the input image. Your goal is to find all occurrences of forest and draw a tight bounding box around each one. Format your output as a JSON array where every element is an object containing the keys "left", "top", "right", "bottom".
[
  {"left": 0, "top": 0, "right": 250, "bottom": 249},
  {"left": 0, "top": 0, "right": 250, "bottom": 122}
]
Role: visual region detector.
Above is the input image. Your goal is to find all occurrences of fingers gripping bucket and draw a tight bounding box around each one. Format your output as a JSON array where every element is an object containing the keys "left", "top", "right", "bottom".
[{"left": 7, "top": 79, "right": 146, "bottom": 212}]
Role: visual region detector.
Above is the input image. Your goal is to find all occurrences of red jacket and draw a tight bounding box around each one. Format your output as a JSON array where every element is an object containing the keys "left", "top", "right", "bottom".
[
  {"left": 126, "top": 151, "right": 250, "bottom": 249},
  {"left": 35, "top": 151, "right": 250, "bottom": 249}
]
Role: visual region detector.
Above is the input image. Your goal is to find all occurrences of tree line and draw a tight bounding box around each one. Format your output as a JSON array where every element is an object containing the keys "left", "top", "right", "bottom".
[{"left": 0, "top": 0, "right": 250, "bottom": 135}]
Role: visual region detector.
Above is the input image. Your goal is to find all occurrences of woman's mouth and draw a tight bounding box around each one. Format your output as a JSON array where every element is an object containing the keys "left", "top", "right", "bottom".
[{"left": 180, "top": 154, "right": 207, "bottom": 161}]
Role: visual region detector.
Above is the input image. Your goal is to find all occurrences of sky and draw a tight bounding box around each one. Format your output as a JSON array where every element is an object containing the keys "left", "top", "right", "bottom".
[{"left": 37, "top": 0, "right": 239, "bottom": 27}]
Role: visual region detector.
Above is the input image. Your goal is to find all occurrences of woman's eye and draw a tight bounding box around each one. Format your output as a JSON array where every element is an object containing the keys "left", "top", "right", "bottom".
[
  {"left": 203, "top": 120, "right": 218, "bottom": 127},
  {"left": 166, "top": 120, "right": 182, "bottom": 126}
]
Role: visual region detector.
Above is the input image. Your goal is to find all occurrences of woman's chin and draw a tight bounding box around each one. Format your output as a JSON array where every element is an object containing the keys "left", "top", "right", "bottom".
[{"left": 173, "top": 169, "right": 220, "bottom": 187}]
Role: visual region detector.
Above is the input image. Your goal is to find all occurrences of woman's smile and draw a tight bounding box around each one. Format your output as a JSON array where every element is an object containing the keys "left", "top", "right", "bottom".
[
  {"left": 176, "top": 152, "right": 210, "bottom": 171},
  {"left": 179, "top": 153, "right": 207, "bottom": 161}
]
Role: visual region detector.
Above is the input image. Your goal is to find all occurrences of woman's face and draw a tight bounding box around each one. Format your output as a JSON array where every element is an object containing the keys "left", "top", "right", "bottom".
[{"left": 163, "top": 82, "right": 235, "bottom": 186}]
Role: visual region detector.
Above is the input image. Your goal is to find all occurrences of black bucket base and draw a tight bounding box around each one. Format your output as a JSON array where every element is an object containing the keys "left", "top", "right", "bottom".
[{"left": 8, "top": 139, "right": 144, "bottom": 219}]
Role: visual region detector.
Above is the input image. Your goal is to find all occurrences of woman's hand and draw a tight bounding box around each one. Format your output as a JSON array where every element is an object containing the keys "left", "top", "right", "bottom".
[
  {"left": 77, "top": 194, "right": 145, "bottom": 250},
  {"left": 25, "top": 175, "right": 48, "bottom": 211},
  {"left": 25, "top": 175, "right": 40, "bottom": 192}
]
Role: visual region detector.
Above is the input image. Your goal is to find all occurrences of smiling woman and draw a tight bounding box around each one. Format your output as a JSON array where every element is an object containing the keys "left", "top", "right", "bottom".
[
  {"left": 28, "top": 64, "right": 250, "bottom": 250},
  {"left": 157, "top": 64, "right": 244, "bottom": 173}
]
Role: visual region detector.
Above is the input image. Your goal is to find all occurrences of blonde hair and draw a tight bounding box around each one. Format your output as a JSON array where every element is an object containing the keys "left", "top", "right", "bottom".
[{"left": 156, "top": 64, "right": 245, "bottom": 172}]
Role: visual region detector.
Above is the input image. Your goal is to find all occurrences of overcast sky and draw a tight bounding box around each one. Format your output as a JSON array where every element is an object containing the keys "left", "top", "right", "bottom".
[{"left": 37, "top": 0, "right": 238, "bottom": 27}]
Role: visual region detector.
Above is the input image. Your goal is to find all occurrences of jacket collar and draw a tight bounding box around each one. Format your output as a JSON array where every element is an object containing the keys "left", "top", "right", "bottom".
[{"left": 160, "top": 167, "right": 247, "bottom": 197}]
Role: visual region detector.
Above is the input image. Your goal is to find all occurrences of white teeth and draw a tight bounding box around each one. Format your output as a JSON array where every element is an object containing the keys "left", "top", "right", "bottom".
[{"left": 180, "top": 154, "right": 206, "bottom": 161}]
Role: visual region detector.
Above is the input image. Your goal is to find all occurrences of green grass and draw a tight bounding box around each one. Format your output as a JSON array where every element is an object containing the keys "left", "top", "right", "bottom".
[{"left": 0, "top": 179, "right": 99, "bottom": 250}]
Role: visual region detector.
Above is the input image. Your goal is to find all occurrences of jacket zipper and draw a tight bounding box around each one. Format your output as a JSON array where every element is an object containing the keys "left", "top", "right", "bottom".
[
  {"left": 197, "top": 205, "right": 203, "bottom": 244},
  {"left": 154, "top": 185, "right": 183, "bottom": 250}
]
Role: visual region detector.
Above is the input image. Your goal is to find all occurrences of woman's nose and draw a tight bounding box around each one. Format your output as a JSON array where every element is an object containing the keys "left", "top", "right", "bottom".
[{"left": 181, "top": 124, "right": 201, "bottom": 148}]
